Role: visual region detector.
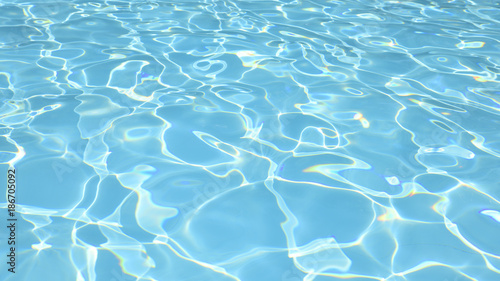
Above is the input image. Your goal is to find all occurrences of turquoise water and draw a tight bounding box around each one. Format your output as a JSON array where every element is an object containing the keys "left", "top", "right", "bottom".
[{"left": 1, "top": 0, "right": 500, "bottom": 280}]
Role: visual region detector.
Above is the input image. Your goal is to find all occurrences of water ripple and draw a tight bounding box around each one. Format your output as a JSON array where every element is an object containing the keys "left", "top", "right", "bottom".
[{"left": 1, "top": 0, "right": 499, "bottom": 280}]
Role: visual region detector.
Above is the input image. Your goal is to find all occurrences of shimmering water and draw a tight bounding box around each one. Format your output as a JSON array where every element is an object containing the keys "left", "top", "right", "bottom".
[{"left": 1, "top": 0, "right": 500, "bottom": 280}]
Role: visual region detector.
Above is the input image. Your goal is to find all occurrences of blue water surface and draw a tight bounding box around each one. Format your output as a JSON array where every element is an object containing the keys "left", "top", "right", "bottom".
[{"left": 1, "top": 0, "right": 500, "bottom": 280}]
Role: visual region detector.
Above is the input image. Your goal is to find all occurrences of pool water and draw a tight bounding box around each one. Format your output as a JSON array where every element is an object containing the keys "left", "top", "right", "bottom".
[{"left": 1, "top": 0, "right": 500, "bottom": 280}]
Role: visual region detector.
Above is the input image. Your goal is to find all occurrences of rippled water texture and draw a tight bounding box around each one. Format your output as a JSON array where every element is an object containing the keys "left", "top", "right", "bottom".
[{"left": 1, "top": 0, "right": 500, "bottom": 280}]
